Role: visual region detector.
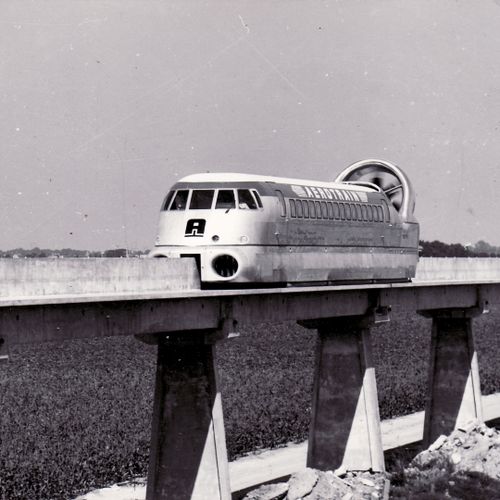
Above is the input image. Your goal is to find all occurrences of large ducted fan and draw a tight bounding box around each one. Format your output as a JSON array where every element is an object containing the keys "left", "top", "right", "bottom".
[{"left": 335, "top": 159, "right": 416, "bottom": 222}]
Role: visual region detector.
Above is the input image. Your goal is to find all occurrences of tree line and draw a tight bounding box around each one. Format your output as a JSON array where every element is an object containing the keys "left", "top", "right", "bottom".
[
  {"left": 1, "top": 241, "right": 499, "bottom": 258},
  {"left": 420, "top": 240, "right": 500, "bottom": 257},
  {"left": 0, "top": 248, "right": 148, "bottom": 258}
]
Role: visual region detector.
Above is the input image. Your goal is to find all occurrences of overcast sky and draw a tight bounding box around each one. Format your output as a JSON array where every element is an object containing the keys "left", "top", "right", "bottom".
[{"left": 3, "top": 0, "right": 500, "bottom": 250}]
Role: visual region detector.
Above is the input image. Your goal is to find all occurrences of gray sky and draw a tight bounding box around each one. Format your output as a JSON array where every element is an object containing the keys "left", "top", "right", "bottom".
[{"left": 3, "top": 0, "right": 500, "bottom": 250}]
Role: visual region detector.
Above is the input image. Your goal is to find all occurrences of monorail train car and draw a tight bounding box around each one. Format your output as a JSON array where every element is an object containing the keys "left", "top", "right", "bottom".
[{"left": 149, "top": 159, "right": 419, "bottom": 285}]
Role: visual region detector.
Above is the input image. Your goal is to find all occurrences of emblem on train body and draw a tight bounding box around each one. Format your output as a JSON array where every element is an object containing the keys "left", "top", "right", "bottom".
[
  {"left": 290, "top": 185, "right": 367, "bottom": 202},
  {"left": 185, "top": 219, "right": 206, "bottom": 237}
]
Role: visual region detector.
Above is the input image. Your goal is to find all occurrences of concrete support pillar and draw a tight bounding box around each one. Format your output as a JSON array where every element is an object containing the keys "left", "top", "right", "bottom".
[
  {"left": 145, "top": 332, "right": 231, "bottom": 500},
  {"left": 421, "top": 312, "right": 483, "bottom": 446},
  {"left": 305, "top": 317, "right": 384, "bottom": 473}
]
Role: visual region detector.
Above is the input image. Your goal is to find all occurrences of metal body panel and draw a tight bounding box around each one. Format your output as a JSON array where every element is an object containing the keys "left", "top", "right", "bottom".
[{"left": 151, "top": 244, "right": 417, "bottom": 283}]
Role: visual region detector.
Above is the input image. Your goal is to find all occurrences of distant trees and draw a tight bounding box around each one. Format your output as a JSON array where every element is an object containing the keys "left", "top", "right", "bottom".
[
  {"left": 103, "top": 248, "right": 128, "bottom": 258},
  {"left": 1, "top": 241, "right": 499, "bottom": 259},
  {"left": 419, "top": 240, "right": 500, "bottom": 258},
  {"left": 0, "top": 248, "right": 148, "bottom": 258},
  {"left": 473, "top": 240, "right": 500, "bottom": 257}
]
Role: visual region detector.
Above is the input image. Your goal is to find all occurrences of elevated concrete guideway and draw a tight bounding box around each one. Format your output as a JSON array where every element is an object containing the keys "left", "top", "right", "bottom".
[{"left": 1, "top": 257, "right": 500, "bottom": 499}]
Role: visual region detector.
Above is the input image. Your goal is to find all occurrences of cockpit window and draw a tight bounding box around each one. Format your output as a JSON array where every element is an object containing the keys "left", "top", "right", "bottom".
[
  {"left": 237, "top": 189, "right": 258, "bottom": 209},
  {"left": 215, "top": 189, "right": 235, "bottom": 209},
  {"left": 190, "top": 190, "right": 214, "bottom": 209},
  {"left": 252, "top": 190, "right": 263, "bottom": 208},
  {"left": 170, "top": 190, "right": 189, "bottom": 210},
  {"left": 162, "top": 191, "right": 175, "bottom": 211}
]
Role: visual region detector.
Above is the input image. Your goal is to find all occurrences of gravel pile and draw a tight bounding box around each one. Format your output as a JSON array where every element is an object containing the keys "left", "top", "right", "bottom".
[
  {"left": 411, "top": 419, "right": 500, "bottom": 478},
  {"left": 243, "top": 467, "right": 388, "bottom": 500},
  {"left": 387, "top": 419, "right": 500, "bottom": 498},
  {"left": 244, "top": 420, "right": 500, "bottom": 499}
]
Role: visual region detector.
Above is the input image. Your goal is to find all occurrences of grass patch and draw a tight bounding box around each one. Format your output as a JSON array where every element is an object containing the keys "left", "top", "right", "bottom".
[{"left": 1, "top": 311, "right": 500, "bottom": 499}]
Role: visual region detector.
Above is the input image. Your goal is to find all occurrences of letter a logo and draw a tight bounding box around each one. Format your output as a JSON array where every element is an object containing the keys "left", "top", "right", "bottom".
[{"left": 185, "top": 219, "right": 206, "bottom": 237}]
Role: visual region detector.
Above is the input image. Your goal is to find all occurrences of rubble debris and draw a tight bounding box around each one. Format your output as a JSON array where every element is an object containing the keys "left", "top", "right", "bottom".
[
  {"left": 391, "top": 419, "right": 500, "bottom": 498},
  {"left": 246, "top": 420, "right": 500, "bottom": 499},
  {"left": 412, "top": 420, "right": 500, "bottom": 477},
  {"left": 287, "top": 468, "right": 318, "bottom": 499},
  {"left": 243, "top": 482, "right": 289, "bottom": 500},
  {"left": 243, "top": 469, "right": 388, "bottom": 500}
]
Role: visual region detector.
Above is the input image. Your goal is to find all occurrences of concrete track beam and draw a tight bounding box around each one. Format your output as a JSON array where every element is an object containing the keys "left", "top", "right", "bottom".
[
  {"left": 301, "top": 316, "right": 385, "bottom": 473},
  {"left": 144, "top": 331, "right": 231, "bottom": 500},
  {"left": 419, "top": 308, "right": 485, "bottom": 446}
]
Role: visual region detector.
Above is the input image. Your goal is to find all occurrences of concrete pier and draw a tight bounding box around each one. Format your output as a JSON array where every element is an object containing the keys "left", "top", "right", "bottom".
[
  {"left": 145, "top": 332, "right": 231, "bottom": 500},
  {"left": 305, "top": 317, "right": 384, "bottom": 472},
  {"left": 421, "top": 311, "right": 484, "bottom": 445}
]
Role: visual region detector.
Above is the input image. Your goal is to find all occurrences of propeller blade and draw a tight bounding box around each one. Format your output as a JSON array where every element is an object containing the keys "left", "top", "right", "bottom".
[
  {"left": 347, "top": 168, "right": 399, "bottom": 191},
  {"left": 340, "top": 163, "right": 405, "bottom": 213},
  {"left": 388, "top": 189, "right": 403, "bottom": 210}
]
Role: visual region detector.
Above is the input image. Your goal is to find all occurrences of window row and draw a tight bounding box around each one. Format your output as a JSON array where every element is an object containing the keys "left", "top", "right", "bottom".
[
  {"left": 163, "top": 189, "right": 263, "bottom": 211},
  {"left": 288, "top": 198, "right": 389, "bottom": 223}
]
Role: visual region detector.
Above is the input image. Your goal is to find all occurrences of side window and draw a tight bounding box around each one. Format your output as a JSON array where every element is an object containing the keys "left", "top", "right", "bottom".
[
  {"left": 339, "top": 203, "right": 345, "bottom": 220},
  {"left": 356, "top": 204, "right": 362, "bottom": 221},
  {"left": 361, "top": 204, "right": 368, "bottom": 221},
  {"left": 215, "top": 190, "right": 235, "bottom": 209},
  {"left": 237, "top": 189, "right": 258, "bottom": 209},
  {"left": 315, "top": 201, "right": 322, "bottom": 219},
  {"left": 296, "top": 199, "right": 303, "bottom": 218},
  {"left": 345, "top": 203, "right": 351, "bottom": 220},
  {"left": 170, "top": 190, "right": 189, "bottom": 210},
  {"left": 327, "top": 202, "right": 333, "bottom": 219},
  {"left": 333, "top": 202, "right": 340, "bottom": 219},
  {"left": 308, "top": 200, "right": 316, "bottom": 219},
  {"left": 377, "top": 206, "right": 384, "bottom": 222},
  {"left": 321, "top": 201, "right": 328, "bottom": 219},
  {"left": 190, "top": 190, "right": 214, "bottom": 209},
  {"left": 290, "top": 199, "right": 297, "bottom": 218},
  {"left": 367, "top": 205, "right": 373, "bottom": 222},
  {"left": 303, "top": 200, "right": 309, "bottom": 218},
  {"left": 162, "top": 191, "right": 175, "bottom": 211},
  {"left": 275, "top": 190, "right": 286, "bottom": 217},
  {"left": 252, "top": 190, "right": 263, "bottom": 208}
]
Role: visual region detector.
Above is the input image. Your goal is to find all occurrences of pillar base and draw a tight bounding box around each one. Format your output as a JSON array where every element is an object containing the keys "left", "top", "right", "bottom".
[
  {"left": 145, "top": 332, "right": 231, "bottom": 500},
  {"left": 419, "top": 309, "right": 483, "bottom": 446},
  {"left": 303, "top": 316, "right": 385, "bottom": 473}
]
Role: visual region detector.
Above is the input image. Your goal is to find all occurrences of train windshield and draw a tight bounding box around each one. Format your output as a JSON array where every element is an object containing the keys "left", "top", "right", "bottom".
[
  {"left": 237, "top": 189, "right": 258, "bottom": 209},
  {"left": 215, "top": 190, "right": 236, "bottom": 209},
  {"left": 170, "top": 190, "right": 189, "bottom": 210},
  {"left": 166, "top": 188, "right": 262, "bottom": 211},
  {"left": 190, "top": 190, "right": 214, "bottom": 209}
]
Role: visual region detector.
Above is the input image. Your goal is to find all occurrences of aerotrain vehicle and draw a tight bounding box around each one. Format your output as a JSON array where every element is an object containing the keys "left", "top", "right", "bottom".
[{"left": 150, "top": 159, "right": 419, "bottom": 285}]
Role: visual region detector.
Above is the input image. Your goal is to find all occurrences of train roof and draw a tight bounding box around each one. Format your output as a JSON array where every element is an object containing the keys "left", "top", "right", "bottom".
[{"left": 177, "top": 172, "right": 377, "bottom": 193}]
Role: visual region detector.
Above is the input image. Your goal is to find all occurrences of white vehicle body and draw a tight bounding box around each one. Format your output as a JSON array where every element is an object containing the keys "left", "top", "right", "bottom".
[{"left": 150, "top": 162, "right": 419, "bottom": 285}]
